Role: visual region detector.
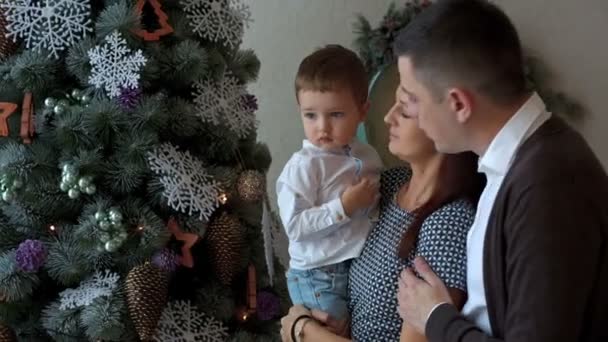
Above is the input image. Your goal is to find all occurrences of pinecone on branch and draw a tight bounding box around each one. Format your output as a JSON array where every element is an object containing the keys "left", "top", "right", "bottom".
[
  {"left": 126, "top": 263, "right": 169, "bottom": 341},
  {"left": 0, "top": 322, "right": 16, "bottom": 342},
  {"left": 205, "top": 212, "right": 246, "bottom": 285}
]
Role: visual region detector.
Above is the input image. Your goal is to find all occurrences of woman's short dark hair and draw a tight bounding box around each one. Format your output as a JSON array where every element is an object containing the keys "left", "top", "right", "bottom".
[{"left": 394, "top": 0, "right": 527, "bottom": 105}]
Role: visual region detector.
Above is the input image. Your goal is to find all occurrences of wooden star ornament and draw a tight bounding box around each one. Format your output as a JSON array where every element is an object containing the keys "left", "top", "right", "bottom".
[{"left": 167, "top": 217, "right": 199, "bottom": 268}]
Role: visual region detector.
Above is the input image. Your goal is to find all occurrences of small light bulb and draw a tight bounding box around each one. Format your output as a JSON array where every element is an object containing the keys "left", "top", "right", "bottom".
[{"left": 218, "top": 193, "right": 228, "bottom": 204}]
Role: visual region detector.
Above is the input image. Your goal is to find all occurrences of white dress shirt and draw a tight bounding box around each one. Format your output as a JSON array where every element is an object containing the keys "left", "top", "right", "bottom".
[
  {"left": 461, "top": 93, "right": 551, "bottom": 334},
  {"left": 276, "top": 139, "right": 383, "bottom": 270}
]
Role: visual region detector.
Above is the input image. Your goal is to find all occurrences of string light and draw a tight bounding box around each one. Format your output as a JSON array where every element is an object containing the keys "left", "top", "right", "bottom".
[
  {"left": 218, "top": 192, "right": 228, "bottom": 205},
  {"left": 48, "top": 225, "right": 56, "bottom": 232}
]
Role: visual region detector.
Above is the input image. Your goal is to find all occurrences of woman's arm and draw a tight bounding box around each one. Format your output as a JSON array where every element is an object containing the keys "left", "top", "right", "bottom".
[
  {"left": 281, "top": 306, "right": 351, "bottom": 342},
  {"left": 399, "top": 288, "right": 466, "bottom": 342}
]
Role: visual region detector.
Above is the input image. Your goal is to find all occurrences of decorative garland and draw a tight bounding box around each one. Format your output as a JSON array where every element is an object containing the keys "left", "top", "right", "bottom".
[{"left": 353, "top": 0, "right": 585, "bottom": 120}]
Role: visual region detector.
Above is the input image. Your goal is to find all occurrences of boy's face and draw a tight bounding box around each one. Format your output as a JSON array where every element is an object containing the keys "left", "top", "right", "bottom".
[{"left": 297, "top": 88, "right": 368, "bottom": 150}]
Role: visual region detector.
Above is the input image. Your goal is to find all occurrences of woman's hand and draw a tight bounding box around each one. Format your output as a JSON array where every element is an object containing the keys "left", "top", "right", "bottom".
[
  {"left": 280, "top": 305, "right": 312, "bottom": 342},
  {"left": 311, "top": 309, "right": 350, "bottom": 337}
]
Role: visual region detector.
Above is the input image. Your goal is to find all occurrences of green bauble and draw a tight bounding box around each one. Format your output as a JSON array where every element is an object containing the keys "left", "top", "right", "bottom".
[
  {"left": 53, "top": 104, "right": 66, "bottom": 115},
  {"left": 63, "top": 173, "right": 76, "bottom": 184},
  {"left": 44, "top": 97, "right": 57, "bottom": 108},
  {"left": 78, "top": 177, "right": 90, "bottom": 189},
  {"left": 12, "top": 179, "right": 23, "bottom": 190},
  {"left": 118, "top": 231, "right": 128, "bottom": 241},
  {"left": 58, "top": 99, "right": 69, "bottom": 107},
  {"left": 80, "top": 94, "right": 91, "bottom": 104},
  {"left": 99, "top": 233, "right": 112, "bottom": 243},
  {"left": 59, "top": 181, "right": 70, "bottom": 192},
  {"left": 105, "top": 240, "right": 120, "bottom": 252},
  {"left": 71, "top": 89, "right": 81, "bottom": 99},
  {"left": 62, "top": 164, "right": 76, "bottom": 174},
  {"left": 108, "top": 209, "right": 123, "bottom": 223},
  {"left": 67, "top": 188, "right": 80, "bottom": 199},
  {"left": 2, "top": 191, "right": 13, "bottom": 202},
  {"left": 94, "top": 211, "right": 106, "bottom": 222},
  {"left": 84, "top": 184, "right": 96, "bottom": 195},
  {"left": 99, "top": 220, "right": 111, "bottom": 231}
]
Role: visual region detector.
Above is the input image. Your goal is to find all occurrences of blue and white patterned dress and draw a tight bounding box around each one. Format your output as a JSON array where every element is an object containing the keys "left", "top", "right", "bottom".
[{"left": 348, "top": 167, "right": 475, "bottom": 341}]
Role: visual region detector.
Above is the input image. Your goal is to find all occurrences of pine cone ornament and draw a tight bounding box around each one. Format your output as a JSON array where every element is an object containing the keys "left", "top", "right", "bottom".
[
  {"left": 126, "top": 263, "right": 169, "bottom": 341},
  {"left": 237, "top": 170, "right": 265, "bottom": 202},
  {"left": 205, "top": 212, "right": 246, "bottom": 285},
  {"left": 0, "top": 322, "right": 16, "bottom": 342},
  {"left": 0, "top": 10, "right": 17, "bottom": 61}
]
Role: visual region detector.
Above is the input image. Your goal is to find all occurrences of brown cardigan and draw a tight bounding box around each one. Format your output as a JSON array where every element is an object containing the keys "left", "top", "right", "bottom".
[{"left": 426, "top": 117, "right": 608, "bottom": 342}]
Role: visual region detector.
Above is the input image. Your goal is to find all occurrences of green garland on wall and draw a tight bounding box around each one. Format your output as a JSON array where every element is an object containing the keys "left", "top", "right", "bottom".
[{"left": 353, "top": 0, "right": 585, "bottom": 120}]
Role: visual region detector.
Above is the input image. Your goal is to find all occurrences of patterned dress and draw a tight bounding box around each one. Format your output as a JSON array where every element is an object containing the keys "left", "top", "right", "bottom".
[{"left": 348, "top": 168, "right": 475, "bottom": 341}]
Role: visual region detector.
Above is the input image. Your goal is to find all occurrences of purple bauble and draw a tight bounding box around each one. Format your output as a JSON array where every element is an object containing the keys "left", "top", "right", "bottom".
[
  {"left": 118, "top": 87, "right": 142, "bottom": 111},
  {"left": 15, "top": 239, "right": 48, "bottom": 272},
  {"left": 152, "top": 248, "right": 179, "bottom": 273},
  {"left": 243, "top": 94, "right": 258, "bottom": 112},
  {"left": 256, "top": 290, "right": 281, "bottom": 321}
]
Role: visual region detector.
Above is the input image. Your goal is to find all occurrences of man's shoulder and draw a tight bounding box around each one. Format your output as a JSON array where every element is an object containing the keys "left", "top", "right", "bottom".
[{"left": 510, "top": 117, "right": 605, "bottom": 184}]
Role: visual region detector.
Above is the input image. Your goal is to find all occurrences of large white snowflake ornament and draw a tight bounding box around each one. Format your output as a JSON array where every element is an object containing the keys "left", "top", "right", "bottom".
[
  {"left": 88, "top": 31, "right": 147, "bottom": 98},
  {"left": 148, "top": 143, "right": 220, "bottom": 221},
  {"left": 0, "top": 0, "right": 92, "bottom": 58},
  {"left": 154, "top": 301, "right": 228, "bottom": 342},
  {"left": 193, "top": 74, "right": 257, "bottom": 138},
  {"left": 59, "top": 270, "right": 119, "bottom": 310},
  {"left": 181, "top": 0, "right": 251, "bottom": 48}
]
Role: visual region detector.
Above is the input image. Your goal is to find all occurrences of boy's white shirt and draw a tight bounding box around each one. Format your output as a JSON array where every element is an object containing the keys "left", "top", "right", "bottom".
[{"left": 277, "top": 139, "right": 383, "bottom": 270}]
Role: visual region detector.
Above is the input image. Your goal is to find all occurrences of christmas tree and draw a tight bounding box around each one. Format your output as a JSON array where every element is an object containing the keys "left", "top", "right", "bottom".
[{"left": 0, "top": 0, "right": 287, "bottom": 340}]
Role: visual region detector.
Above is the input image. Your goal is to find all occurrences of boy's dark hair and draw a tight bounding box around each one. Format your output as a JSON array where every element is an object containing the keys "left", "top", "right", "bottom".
[
  {"left": 295, "top": 45, "right": 368, "bottom": 104},
  {"left": 394, "top": 0, "right": 527, "bottom": 105}
]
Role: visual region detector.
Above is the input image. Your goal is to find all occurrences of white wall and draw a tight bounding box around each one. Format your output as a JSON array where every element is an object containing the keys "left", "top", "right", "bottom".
[
  {"left": 242, "top": 0, "right": 608, "bottom": 264},
  {"left": 494, "top": 0, "right": 608, "bottom": 168}
]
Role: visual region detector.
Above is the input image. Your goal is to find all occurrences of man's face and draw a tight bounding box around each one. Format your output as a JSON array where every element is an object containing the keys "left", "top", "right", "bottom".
[{"left": 397, "top": 57, "right": 467, "bottom": 154}]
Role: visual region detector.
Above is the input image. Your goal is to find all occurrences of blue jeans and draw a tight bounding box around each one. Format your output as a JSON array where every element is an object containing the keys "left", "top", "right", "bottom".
[{"left": 286, "top": 260, "right": 350, "bottom": 320}]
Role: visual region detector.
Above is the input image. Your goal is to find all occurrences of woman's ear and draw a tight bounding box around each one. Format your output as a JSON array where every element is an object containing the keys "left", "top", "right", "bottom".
[
  {"left": 360, "top": 100, "right": 371, "bottom": 121},
  {"left": 447, "top": 88, "right": 472, "bottom": 124}
]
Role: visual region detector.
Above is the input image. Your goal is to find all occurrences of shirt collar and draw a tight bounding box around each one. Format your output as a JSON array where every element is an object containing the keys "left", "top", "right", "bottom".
[
  {"left": 302, "top": 139, "right": 357, "bottom": 154},
  {"left": 479, "top": 92, "right": 547, "bottom": 175}
]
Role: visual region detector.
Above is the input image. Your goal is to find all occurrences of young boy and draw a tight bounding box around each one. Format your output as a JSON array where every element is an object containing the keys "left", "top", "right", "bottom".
[{"left": 276, "top": 45, "right": 383, "bottom": 327}]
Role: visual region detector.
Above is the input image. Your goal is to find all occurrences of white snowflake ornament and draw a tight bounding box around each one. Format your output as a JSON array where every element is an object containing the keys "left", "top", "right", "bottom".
[
  {"left": 88, "top": 31, "right": 147, "bottom": 98},
  {"left": 154, "top": 301, "right": 228, "bottom": 342},
  {"left": 0, "top": 0, "right": 92, "bottom": 58},
  {"left": 148, "top": 143, "right": 220, "bottom": 221},
  {"left": 181, "top": 0, "right": 251, "bottom": 48},
  {"left": 193, "top": 74, "right": 257, "bottom": 138},
  {"left": 59, "top": 270, "right": 119, "bottom": 310}
]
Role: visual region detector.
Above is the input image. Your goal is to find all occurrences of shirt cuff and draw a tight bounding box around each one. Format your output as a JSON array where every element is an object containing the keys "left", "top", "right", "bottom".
[
  {"left": 426, "top": 302, "right": 449, "bottom": 324},
  {"left": 326, "top": 197, "right": 350, "bottom": 224},
  {"left": 425, "top": 302, "right": 460, "bottom": 342}
]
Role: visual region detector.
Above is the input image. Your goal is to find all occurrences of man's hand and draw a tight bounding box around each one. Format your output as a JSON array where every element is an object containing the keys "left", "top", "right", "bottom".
[
  {"left": 341, "top": 177, "right": 379, "bottom": 217},
  {"left": 397, "top": 257, "right": 453, "bottom": 334}
]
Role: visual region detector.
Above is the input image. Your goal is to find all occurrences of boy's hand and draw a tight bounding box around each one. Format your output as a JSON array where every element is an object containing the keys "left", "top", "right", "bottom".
[{"left": 341, "top": 177, "right": 379, "bottom": 217}]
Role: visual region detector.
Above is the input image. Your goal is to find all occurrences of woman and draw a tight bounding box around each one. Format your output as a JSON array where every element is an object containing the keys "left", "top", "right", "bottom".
[{"left": 280, "top": 87, "right": 485, "bottom": 342}]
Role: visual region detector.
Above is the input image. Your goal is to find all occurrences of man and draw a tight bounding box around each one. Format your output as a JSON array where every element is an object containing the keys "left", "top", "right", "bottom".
[{"left": 394, "top": 0, "right": 608, "bottom": 341}]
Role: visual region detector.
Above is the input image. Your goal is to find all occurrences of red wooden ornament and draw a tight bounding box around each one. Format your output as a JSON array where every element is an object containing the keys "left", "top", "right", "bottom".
[
  {"left": 167, "top": 217, "right": 199, "bottom": 268},
  {"left": 134, "top": 0, "right": 174, "bottom": 41},
  {"left": 0, "top": 102, "right": 17, "bottom": 136},
  {"left": 20, "top": 92, "right": 34, "bottom": 144}
]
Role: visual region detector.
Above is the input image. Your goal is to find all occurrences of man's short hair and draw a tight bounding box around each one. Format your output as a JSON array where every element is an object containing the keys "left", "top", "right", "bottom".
[{"left": 394, "top": 0, "right": 527, "bottom": 105}]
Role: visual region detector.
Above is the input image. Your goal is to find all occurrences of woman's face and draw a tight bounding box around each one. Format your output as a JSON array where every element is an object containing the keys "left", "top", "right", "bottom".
[{"left": 384, "top": 87, "right": 437, "bottom": 162}]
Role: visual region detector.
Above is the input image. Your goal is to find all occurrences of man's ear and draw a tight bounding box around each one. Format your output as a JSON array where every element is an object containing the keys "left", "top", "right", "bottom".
[{"left": 447, "top": 88, "right": 473, "bottom": 124}]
